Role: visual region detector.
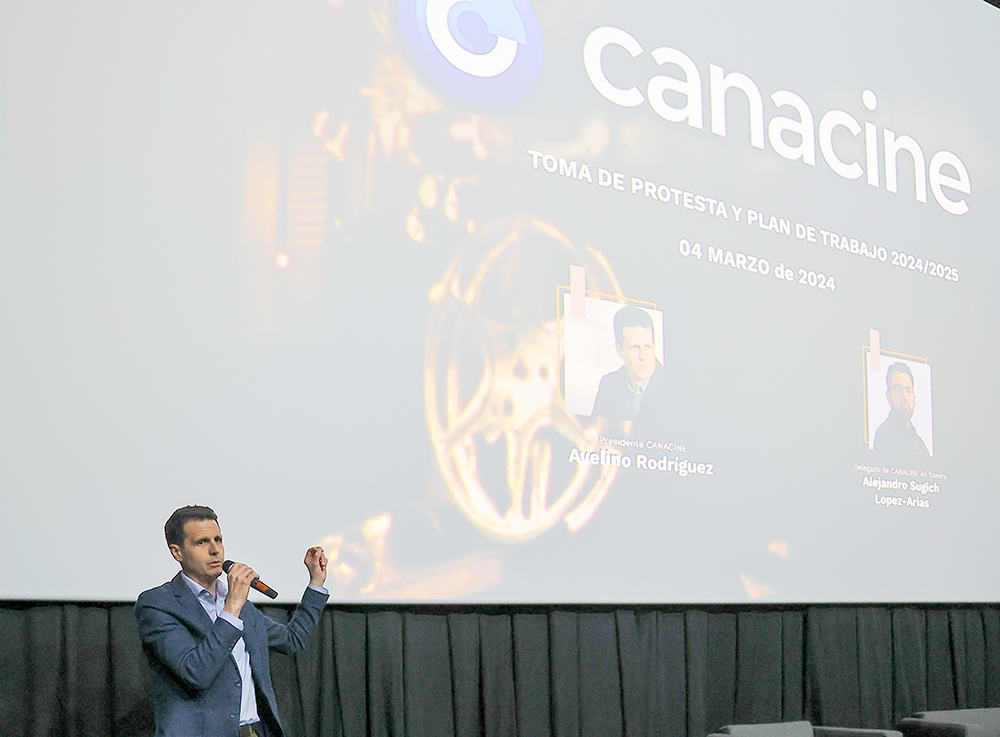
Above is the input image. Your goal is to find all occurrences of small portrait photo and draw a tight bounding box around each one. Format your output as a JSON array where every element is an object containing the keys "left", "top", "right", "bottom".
[
  {"left": 561, "top": 296, "right": 665, "bottom": 421},
  {"left": 863, "top": 348, "right": 933, "bottom": 460}
]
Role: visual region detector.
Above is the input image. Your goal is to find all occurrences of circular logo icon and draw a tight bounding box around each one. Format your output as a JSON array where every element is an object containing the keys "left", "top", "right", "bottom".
[{"left": 399, "top": 0, "right": 543, "bottom": 105}]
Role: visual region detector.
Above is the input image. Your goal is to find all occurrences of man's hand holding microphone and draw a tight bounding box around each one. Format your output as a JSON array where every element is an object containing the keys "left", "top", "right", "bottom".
[{"left": 222, "top": 546, "right": 328, "bottom": 617}]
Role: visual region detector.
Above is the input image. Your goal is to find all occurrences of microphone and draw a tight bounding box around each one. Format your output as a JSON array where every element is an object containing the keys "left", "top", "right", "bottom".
[{"left": 222, "top": 560, "right": 278, "bottom": 599}]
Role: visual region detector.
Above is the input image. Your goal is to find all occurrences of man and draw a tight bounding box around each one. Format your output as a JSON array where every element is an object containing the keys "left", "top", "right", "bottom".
[
  {"left": 872, "top": 361, "right": 930, "bottom": 461},
  {"left": 591, "top": 304, "right": 667, "bottom": 428},
  {"left": 135, "top": 505, "right": 329, "bottom": 737}
]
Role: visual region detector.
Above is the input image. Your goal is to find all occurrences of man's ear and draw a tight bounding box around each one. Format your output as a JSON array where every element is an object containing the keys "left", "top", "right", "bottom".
[
  {"left": 168, "top": 543, "right": 183, "bottom": 563},
  {"left": 615, "top": 342, "right": 624, "bottom": 359}
]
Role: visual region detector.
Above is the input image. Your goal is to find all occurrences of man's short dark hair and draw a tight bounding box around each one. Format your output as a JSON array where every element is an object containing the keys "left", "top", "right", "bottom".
[
  {"left": 164, "top": 505, "right": 218, "bottom": 547},
  {"left": 885, "top": 362, "right": 914, "bottom": 392},
  {"left": 612, "top": 305, "right": 655, "bottom": 346}
]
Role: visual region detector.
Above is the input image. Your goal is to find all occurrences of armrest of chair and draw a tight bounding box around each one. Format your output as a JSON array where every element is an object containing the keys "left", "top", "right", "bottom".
[
  {"left": 896, "top": 718, "right": 991, "bottom": 737},
  {"left": 815, "top": 728, "right": 903, "bottom": 737}
]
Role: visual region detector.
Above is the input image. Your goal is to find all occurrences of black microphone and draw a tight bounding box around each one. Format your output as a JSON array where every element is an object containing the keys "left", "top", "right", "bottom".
[{"left": 222, "top": 560, "right": 278, "bottom": 599}]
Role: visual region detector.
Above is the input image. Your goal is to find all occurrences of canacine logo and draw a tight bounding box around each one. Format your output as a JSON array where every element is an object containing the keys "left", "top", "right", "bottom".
[{"left": 399, "top": 0, "right": 543, "bottom": 105}]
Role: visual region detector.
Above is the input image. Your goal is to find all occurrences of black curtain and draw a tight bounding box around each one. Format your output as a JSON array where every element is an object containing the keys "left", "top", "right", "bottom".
[{"left": 1, "top": 603, "right": 997, "bottom": 737}]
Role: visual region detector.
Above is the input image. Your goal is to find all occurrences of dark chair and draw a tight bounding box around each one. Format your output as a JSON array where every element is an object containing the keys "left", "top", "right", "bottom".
[
  {"left": 897, "top": 709, "right": 1000, "bottom": 737},
  {"left": 708, "top": 720, "right": 902, "bottom": 737}
]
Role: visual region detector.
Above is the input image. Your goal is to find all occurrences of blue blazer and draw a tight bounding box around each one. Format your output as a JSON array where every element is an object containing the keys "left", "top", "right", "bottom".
[{"left": 135, "top": 573, "right": 328, "bottom": 737}]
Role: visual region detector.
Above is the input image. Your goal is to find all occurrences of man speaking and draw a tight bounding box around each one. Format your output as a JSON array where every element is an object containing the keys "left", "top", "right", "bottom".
[{"left": 135, "top": 505, "right": 329, "bottom": 737}]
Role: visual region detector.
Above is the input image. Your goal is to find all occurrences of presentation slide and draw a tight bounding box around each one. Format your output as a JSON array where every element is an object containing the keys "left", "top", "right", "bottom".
[{"left": 2, "top": 0, "right": 999, "bottom": 602}]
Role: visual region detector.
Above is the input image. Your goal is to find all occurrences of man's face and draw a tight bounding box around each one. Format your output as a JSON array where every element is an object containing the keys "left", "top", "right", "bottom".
[
  {"left": 169, "top": 519, "right": 225, "bottom": 588},
  {"left": 617, "top": 325, "right": 656, "bottom": 386},
  {"left": 886, "top": 370, "right": 915, "bottom": 419}
]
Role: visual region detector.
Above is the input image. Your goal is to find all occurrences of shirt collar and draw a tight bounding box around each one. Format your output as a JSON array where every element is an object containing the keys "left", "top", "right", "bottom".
[{"left": 180, "top": 571, "right": 227, "bottom": 600}]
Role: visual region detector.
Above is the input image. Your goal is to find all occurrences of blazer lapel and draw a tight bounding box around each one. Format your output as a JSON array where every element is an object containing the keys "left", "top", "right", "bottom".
[{"left": 169, "top": 573, "right": 216, "bottom": 633}]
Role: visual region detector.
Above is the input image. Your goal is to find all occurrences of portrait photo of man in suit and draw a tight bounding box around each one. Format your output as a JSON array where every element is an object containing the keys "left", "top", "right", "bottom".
[{"left": 590, "top": 304, "right": 668, "bottom": 431}]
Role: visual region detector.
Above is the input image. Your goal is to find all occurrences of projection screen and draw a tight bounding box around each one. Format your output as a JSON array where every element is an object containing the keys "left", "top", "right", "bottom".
[{"left": 2, "top": 0, "right": 999, "bottom": 602}]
